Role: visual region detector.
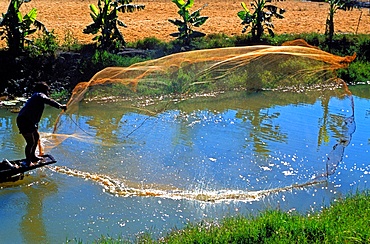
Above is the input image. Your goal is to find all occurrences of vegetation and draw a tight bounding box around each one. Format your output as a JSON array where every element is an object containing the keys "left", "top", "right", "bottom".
[
  {"left": 237, "top": 0, "right": 285, "bottom": 40},
  {"left": 0, "top": 0, "right": 49, "bottom": 54},
  {"left": 87, "top": 191, "right": 370, "bottom": 243},
  {"left": 84, "top": 0, "right": 145, "bottom": 51},
  {"left": 168, "top": 0, "right": 209, "bottom": 46},
  {"left": 325, "top": 0, "right": 357, "bottom": 44},
  {"left": 338, "top": 60, "right": 370, "bottom": 84},
  {"left": 26, "top": 30, "right": 58, "bottom": 57},
  {"left": 1, "top": 32, "right": 370, "bottom": 97},
  {"left": 91, "top": 50, "right": 148, "bottom": 69}
]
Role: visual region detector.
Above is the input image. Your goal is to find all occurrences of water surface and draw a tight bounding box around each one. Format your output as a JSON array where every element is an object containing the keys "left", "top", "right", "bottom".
[{"left": 1, "top": 86, "right": 369, "bottom": 242}]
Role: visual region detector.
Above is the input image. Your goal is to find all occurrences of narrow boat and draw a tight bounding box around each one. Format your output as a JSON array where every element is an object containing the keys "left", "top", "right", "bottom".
[{"left": 0, "top": 154, "right": 56, "bottom": 183}]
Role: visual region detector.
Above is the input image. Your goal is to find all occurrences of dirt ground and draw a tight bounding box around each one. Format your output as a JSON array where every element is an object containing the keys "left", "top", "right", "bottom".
[{"left": 1, "top": 0, "right": 370, "bottom": 46}]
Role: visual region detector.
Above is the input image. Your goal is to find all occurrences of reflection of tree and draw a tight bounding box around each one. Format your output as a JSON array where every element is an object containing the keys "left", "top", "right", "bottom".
[
  {"left": 316, "top": 94, "right": 356, "bottom": 178},
  {"left": 172, "top": 112, "right": 194, "bottom": 148},
  {"left": 237, "top": 109, "right": 287, "bottom": 156},
  {"left": 21, "top": 178, "right": 58, "bottom": 243},
  {"left": 85, "top": 115, "right": 121, "bottom": 140},
  {"left": 78, "top": 104, "right": 131, "bottom": 143},
  {"left": 64, "top": 89, "right": 348, "bottom": 161},
  {"left": 318, "top": 96, "right": 348, "bottom": 147},
  {"left": 318, "top": 96, "right": 330, "bottom": 147},
  {"left": 78, "top": 100, "right": 166, "bottom": 144},
  {"left": 329, "top": 114, "right": 348, "bottom": 141}
]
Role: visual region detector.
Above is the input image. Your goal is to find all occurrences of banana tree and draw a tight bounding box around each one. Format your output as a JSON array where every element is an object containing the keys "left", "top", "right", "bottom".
[
  {"left": 237, "top": 0, "right": 285, "bottom": 41},
  {"left": 325, "top": 0, "right": 356, "bottom": 43},
  {"left": 168, "top": 0, "right": 208, "bottom": 46},
  {"left": 0, "top": 0, "right": 48, "bottom": 54},
  {"left": 84, "top": 0, "right": 145, "bottom": 51}
]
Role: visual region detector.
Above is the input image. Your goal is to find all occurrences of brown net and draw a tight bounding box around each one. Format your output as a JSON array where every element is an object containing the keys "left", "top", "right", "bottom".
[{"left": 65, "top": 39, "right": 355, "bottom": 111}]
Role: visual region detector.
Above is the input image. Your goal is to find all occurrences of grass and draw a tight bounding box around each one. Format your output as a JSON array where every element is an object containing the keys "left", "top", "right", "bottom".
[
  {"left": 87, "top": 191, "right": 370, "bottom": 243},
  {"left": 91, "top": 50, "right": 149, "bottom": 68}
]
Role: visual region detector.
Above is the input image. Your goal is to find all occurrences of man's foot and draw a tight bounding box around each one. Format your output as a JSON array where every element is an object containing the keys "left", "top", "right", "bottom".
[
  {"left": 31, "top": 156, "right": 43, "bottom": 163},
  {"left": 21, "top": 161, "right": 35, "bottom": 167}
]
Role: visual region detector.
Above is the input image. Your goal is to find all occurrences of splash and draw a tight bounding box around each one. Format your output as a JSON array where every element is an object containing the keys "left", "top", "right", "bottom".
[{"left": 47, "top": 165, "right": 326, "bottom": 202}]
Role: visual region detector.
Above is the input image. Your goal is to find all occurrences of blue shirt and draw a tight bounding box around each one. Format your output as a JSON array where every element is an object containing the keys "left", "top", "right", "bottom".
[{"left": 17, "top": 92, "right": 62, "bottom": 126}]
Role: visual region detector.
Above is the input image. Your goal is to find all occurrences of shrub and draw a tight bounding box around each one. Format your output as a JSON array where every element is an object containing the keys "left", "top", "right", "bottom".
[
  {"left": 91, "top": 50, "right": 148, "bottom": 68},
  {"left": 25, "top": 30, "right": 58, "bottom": 57},
  {"left": 337, "top": 61, "right": 370, "bottom": 84}
]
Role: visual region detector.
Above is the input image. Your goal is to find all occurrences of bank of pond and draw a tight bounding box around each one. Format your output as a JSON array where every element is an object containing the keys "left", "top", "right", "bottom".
[
  {"left": 1, "top": 33, "right": 370, "bottom": 97},
  {"left": 94, "top": 191, "right": 370, "bottom": 243}
]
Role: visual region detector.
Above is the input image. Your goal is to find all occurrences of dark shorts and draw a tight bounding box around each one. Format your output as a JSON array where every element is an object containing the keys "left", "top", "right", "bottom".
[{"left": 16, "top": 116, "right": 37, "bottom": 134}]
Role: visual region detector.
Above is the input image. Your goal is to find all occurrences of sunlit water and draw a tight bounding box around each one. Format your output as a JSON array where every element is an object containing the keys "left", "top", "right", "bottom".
[{"left": 1, "top": 86, "right": 370, "bottom": 243}]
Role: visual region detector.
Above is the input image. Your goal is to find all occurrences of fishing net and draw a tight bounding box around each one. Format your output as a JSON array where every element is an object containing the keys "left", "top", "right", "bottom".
[
  {"left": 46, "top": 40, "right": 357, "bottom": 201},
  {"left": 65, "top": 39, "right": 355, "bottom": 110}
]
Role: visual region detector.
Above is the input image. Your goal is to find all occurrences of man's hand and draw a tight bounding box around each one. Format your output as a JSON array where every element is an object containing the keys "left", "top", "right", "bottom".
[{"left": 60, "top": 104, "right": 67, "bottom": 111}]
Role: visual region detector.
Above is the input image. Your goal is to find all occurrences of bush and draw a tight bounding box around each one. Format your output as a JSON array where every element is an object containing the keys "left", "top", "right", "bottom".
[
  {"left": 194, "top": 33, "right": 235, "bottom": 49},
  {"left": 338, "top": 61, "right": 370, "bottom": 84},
  {"left": 25, "top": 31, "right": 59, "bottom": 57},
  {"left": 128, "top": 37, "right": 166, "bottom": 50},
  {"left": 91, "top": 50, "right": 148, "bottom": 68}
]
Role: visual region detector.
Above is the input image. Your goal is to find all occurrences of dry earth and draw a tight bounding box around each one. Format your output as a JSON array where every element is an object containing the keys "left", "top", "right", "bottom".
[{"left": 1, "top": 0, "right": 370, "bottom": 46}]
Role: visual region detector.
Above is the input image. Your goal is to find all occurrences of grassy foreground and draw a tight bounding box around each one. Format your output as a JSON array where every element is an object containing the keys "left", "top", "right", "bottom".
[{"left": 92, "top": 191, "right": 370, "bottom": 243}]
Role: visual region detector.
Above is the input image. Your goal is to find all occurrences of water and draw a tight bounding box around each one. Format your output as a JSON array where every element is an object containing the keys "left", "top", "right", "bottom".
[{"left": 1, "top": 85, "right": 369, "bottom": 243}]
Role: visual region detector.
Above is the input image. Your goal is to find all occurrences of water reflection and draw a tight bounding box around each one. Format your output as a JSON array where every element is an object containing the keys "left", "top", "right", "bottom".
[
  {"left": 0, "top": 173, "right": 58, "bottom": 243},
  {"left": 238, "top": 108, "right": 287, "bottom": 155}
]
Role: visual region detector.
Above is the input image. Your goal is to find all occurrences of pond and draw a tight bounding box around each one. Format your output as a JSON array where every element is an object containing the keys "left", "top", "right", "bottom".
[{"left": 1, "top": 85, "right": 369, "bottom": 243}]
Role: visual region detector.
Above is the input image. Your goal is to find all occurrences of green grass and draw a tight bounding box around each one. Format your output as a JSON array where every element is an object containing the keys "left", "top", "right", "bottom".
[
  {"left": 88, "top": 191, "right": 370, "bottom": 243},
  {"left": 91, "top": 50, "right": 149, "bottom": 68},
  {"left": 50, "top": 89, "right": 70, "bottom": 101},
  {"left": 160, "top": 192, "right": 370, "bottom": 243},
  {"left": 338, "top": 61, "right": 370, "bottom": 85}
]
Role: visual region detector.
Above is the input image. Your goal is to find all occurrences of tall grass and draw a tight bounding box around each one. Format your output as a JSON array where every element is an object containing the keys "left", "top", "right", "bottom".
[{"left": 90, "top": 191, "right": 370, "bottom": 243}]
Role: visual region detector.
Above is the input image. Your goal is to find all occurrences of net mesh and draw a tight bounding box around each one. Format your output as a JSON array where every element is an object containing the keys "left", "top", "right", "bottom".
[{"left": 65, "top": 39, "right": 355, "bottom": 110}]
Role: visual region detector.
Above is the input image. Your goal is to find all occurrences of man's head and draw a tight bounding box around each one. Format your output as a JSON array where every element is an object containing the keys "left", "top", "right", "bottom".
[{"left": 34, "top": 82, "right": 50, "bottom": 95}]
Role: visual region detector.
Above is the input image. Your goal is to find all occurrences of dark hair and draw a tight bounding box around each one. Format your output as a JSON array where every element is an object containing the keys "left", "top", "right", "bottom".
[{"left": 34, "top": 82, "right": 50, "bottom": 94}]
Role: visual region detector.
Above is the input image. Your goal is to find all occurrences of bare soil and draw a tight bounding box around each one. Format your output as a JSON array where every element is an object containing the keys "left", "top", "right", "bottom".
[{"left": 1, "top": 0, "right": 370, "bottom": 47}]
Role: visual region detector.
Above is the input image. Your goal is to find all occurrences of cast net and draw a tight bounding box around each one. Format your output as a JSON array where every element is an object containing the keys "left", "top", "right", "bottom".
[
  {"left": 65, "top": 39, "right": 355, "bottom": 110},
  {"left": 46, "top": 40, "right": 356, "bottom": 202}
]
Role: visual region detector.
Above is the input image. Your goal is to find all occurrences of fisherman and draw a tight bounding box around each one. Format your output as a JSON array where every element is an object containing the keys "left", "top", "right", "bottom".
[{"left": 16, "top": 82, "right": 67, "bottom": 166}]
